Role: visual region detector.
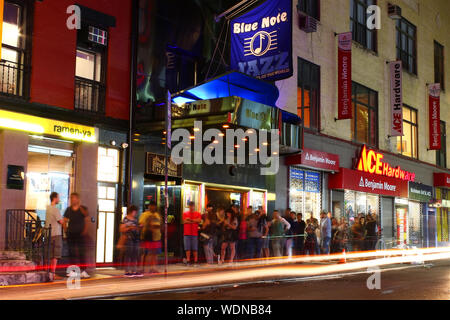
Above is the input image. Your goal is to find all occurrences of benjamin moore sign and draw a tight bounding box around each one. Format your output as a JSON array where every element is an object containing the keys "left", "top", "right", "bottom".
[
  {"left": 0, "top": 109, "right": 97, "bottom": 142},
  {"left": 230, "top": 0, "right": 293, "bottom": 81}
]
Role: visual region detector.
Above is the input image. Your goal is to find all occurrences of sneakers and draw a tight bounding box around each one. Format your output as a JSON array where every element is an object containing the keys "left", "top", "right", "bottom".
[
  {"left": 66, "top": 271, "right": 77, "bottom": 278},
  {"left": 133, "top": 272, "right": 144, "bottom": 277},
  {"left": 80, "top": 271, "right": 90, "bottom": 279},
  {"left": 124, "top": 273, "right": 134, "bottom": 278}
]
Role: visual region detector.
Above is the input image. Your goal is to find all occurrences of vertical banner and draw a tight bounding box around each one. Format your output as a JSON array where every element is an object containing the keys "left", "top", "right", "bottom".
[
  {"left": 337, "top": 32, "right": 352, "bottom": 120},
  {"left": 230, "top": 0, "right": 293, "bottom": 82},
  {"left": 429, "top": 83, "right": 441, "bottom": 150},
  {"left": 389, "top": 61, "right": 403, "bottom": 136}
]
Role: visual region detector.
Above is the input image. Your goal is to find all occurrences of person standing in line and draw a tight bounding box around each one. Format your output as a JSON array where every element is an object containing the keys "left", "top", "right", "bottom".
[
  {"left": 293, "top": 213, "right": 306, "bottom": 255},
  {"left": 220, "top": 209, "right": 239, "bottom": 264},
  {"left": 269, "top": 210, "right": 290, "bottom": 257},
  {"left": 201, "top": 205, "right": 218, "bottom": 265},
  {"left": 63, "top": 193, "right": 90, "bottom": 279},
  {"left": 283, "top": 208, "right": 295, "bottom": 258},
  {"left": 215, "top": 207, "right": 225, "bottom": 261},
  {"left": 259, "top": 208, "right": 271, "bottom": 258},
  {"left": 247, "top": 210, "right": 267, "bottom": 259},
  {"left": 351, "top": 216, "right": 364, "bottom": 252},
  {"left": 45, "top": 192, "right": 64, "bottom": 281},
  {"left": 139, "top": 201, "right": 162, "bottom": 273},
  {"left": 120, "top": 205, "right": 142, "bottom": 277},
  {"left": 182, "top": 201, "right": 202, "bottom": 266},
  {"left": 237, "top": 206, "right": 250, "bottom": 260},
  {"left": 330, "top": 217, "right": 340, "bottom": 253},
  {"left": 320, "top": 211, "right": 332, "bottom": 254},
  {"left": 304, "top": 215, "right": 318, "bottom": 256},
  {"left": 364, "top": 213, "right": 378, "bottom": 251}
]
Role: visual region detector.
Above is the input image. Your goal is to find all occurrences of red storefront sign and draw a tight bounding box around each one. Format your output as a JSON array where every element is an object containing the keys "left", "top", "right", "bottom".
[
  {"left": 285, "top": 148, "right": 339, "bottom": 172},
  {"left": 329, "top": 168, "right": 409, "bottom": 198},
  {"left": 337, "top": 32, "right": 352, "bottom": 120},
  {"left": 433, "top": 172, "right": 450, "bottom": 188},
  {"left": 428, "top": 84, "right": 441, "bottom": 150}
]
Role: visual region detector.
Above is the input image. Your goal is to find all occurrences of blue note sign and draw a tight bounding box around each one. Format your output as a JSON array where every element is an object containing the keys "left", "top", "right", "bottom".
[{"left": 230, "top": 0, "right": 293, "bottom": 82}]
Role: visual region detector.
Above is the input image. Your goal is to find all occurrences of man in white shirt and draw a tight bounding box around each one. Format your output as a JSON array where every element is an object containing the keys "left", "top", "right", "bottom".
[{"left": 45, "top": 192, "right": 64, "bottom": 281}]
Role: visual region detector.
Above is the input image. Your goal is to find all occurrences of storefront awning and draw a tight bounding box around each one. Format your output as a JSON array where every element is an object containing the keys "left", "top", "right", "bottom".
[
  {"left": 329, "top": 168, "right": 409, "bottom": 198},
  {"left": 172, "top": 71, "right": 279, "bottom": 107}
]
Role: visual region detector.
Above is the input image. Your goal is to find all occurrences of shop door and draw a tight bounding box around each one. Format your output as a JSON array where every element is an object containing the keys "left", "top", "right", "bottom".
[
  {"left": 26, "top": 145, "right": 74, "bottom": 221},
  {"left": 96, "top": 183, "right": 117, "bottom": 264},
  {"left": 96, "top": 147, "right": 120, "bottom": 264}
]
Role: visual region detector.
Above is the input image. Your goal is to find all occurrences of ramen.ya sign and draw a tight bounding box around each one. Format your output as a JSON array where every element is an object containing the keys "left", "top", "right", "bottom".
[{"left": 356, "top": 145, "right": 415, "bottom": 182}]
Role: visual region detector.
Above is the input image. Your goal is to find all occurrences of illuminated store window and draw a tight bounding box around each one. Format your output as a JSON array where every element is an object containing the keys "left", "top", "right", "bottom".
[
  {"left": 351, "top": 82, "right": 378, "bottom": 147},
  {"left": 289, "top": 167, "right": 321, "bottom": 221},
  {"left": 97, "top": 147, "right": 119, "bottom": 183},
  {"left": 396, "top": 105, "right": 418, "bottom": 159}
]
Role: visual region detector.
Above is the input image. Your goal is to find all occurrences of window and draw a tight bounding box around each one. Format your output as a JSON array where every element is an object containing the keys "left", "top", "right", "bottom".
[
  {"left": 351, "top": 82, "right": 378, "bottom": 146},
  {"left": 1, "top": 1, "right": 27, "bottom": 97},
  {"left": 396, "top": 18, "right": 417, "bottom": 74},
  {"left": 350, "top": 0, "right": 377, "bottom": 51},
  {"left": 75, "top": 22, "right": 107, "bottom": 113},
  {"left": 298, "top": 0, "right": 320, "bottom": 20},
  {"left": 297, "top": 58, "right": 320, "bottom": 131},
  {"left": 437, "top": 121, "right": 447, "bottom": 168},
  {"left": 434, "top": 41, "right": 444, "bottom": 90},
  {"left": 396, "top": 105, "right": 418, "bottom": 158}
]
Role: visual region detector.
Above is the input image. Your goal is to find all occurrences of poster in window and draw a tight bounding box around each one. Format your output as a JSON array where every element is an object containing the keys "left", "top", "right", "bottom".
[{"left": 7, "top": 165, "right": 25, "bottom": 190}]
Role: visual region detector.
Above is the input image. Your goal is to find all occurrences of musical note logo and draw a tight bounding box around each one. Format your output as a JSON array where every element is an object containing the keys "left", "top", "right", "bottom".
[{"left": 244, "top": 30, "right": 278, "bottom": 57}]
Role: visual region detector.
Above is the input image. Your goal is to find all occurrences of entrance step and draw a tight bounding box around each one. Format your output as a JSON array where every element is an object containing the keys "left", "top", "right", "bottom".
[
  {"left": 0, "top": 251, "right": 27, "bottom": 260},
  {"left": 0, "top": 260, "right": 36, "bottom": 271},
  {"left": 0, "top": 271, "right": 49, "bottom": 286}
]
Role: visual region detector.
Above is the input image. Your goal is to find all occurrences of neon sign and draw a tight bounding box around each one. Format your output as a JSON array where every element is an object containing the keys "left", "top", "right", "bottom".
[{"left": 356, "top": 145, "right": 415, "bottom": 182}]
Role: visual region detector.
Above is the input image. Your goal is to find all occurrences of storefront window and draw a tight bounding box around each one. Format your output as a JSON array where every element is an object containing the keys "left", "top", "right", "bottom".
[
  {"left": 289, "top": 167, "right": 321, "bottom": 220},
  {"left": 183, "top": 184, "right": 201, "bottom": 212},
  {"left": 251, "top": 191, "right": 265, "bottom": 210},
  {"left": 395, "top": 200, "right": 408, "bottom": 246},
  {"left": 436, "top": 188, "right": 450, "bottom": 243},
  {"left": 408, "top": 201, "right": 422, "bottom": 246},
  {"left": 344, "top": 190, "right": 379, "bottom": 224},
  {"left": 26, "top": 143, "right": 74, "bottom": 221}
]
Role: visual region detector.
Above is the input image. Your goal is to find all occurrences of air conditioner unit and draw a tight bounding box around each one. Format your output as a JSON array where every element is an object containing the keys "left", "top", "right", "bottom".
[
  {"left": 299, "top": 14, "right": 318, "bottom": 33},
  {"left": 388, "top": 3, "right": 402, "bottom": 20}
]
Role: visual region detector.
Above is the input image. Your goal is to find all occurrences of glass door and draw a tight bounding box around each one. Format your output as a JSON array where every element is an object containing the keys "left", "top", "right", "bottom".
[{"left": 26, "top": 145, "right": 74, "bottom": 221}]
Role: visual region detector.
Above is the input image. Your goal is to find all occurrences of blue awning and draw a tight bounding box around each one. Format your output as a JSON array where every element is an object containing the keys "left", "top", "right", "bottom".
[{"left": 172, "top": 71, "right": 280, "bottom": 107}]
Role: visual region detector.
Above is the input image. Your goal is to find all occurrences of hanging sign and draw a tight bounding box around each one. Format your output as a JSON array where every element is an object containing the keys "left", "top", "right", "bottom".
[
  {"left": 428, "top": 83, "right": 441, "bottom": 150},
  {"left": 408, "top": 181, "right": 433, "bottom": 202},
  {"left": 389, "top": 61, "right": 403, "bottom": 136},
  {"left": 230, "top": 0, "right": 293, "bottom": 82},
  {"left": 337, "top": 32, "right": 352, "bottom": 120}
]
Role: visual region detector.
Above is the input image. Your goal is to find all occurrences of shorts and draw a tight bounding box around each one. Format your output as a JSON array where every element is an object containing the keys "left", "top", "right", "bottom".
[
  {"left": 141, "top": 241, "right": 162, "bottom": 255},
  {"left": 50, "top": 236, "right": 62, "bottom": 259},
  {"left": 184, "top": 235, "right": 198, "bottom": 251}
]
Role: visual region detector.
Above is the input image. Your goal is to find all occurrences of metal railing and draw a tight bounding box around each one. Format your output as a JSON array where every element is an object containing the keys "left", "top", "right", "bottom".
[
  {"left": 0, "top": 59, "right": 28, "bottom": 98},
  {"left": 5, "top": 209, "right": 52, "bottom": 270},
  {"left": 74, "top": 76, "right": 106, "bottom": 113}
]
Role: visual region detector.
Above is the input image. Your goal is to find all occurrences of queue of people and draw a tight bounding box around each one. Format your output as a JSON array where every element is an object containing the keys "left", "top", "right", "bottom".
[{"left": 116, "top": 202, "right": 381, "bottom": 276}]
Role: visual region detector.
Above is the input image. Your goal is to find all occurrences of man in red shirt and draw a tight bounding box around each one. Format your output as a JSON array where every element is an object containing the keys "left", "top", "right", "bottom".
[{"left": 182, "top": 201, "right": 202, "bottom": 265}]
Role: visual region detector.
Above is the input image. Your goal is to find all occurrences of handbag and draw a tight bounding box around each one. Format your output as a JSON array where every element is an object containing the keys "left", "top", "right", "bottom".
[{"left": 116, "top": 233, "right": 128, "bottom": 249}]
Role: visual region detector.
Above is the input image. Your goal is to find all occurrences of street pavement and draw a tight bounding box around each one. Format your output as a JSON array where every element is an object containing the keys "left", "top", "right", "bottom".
[
  {"left": 0, "top": 253, "right": 449, "bottom": 300},
  {"left": 117, "top": 260, "right": 450, "bottom": 300}
]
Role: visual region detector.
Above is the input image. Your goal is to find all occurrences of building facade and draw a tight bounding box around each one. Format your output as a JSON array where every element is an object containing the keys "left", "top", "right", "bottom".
[
  {"left": 0, "top": 0, "right": 133, "bottom": 266},
  {"left": 275, "top": 0, "right": 450, "bottom": 247}
]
